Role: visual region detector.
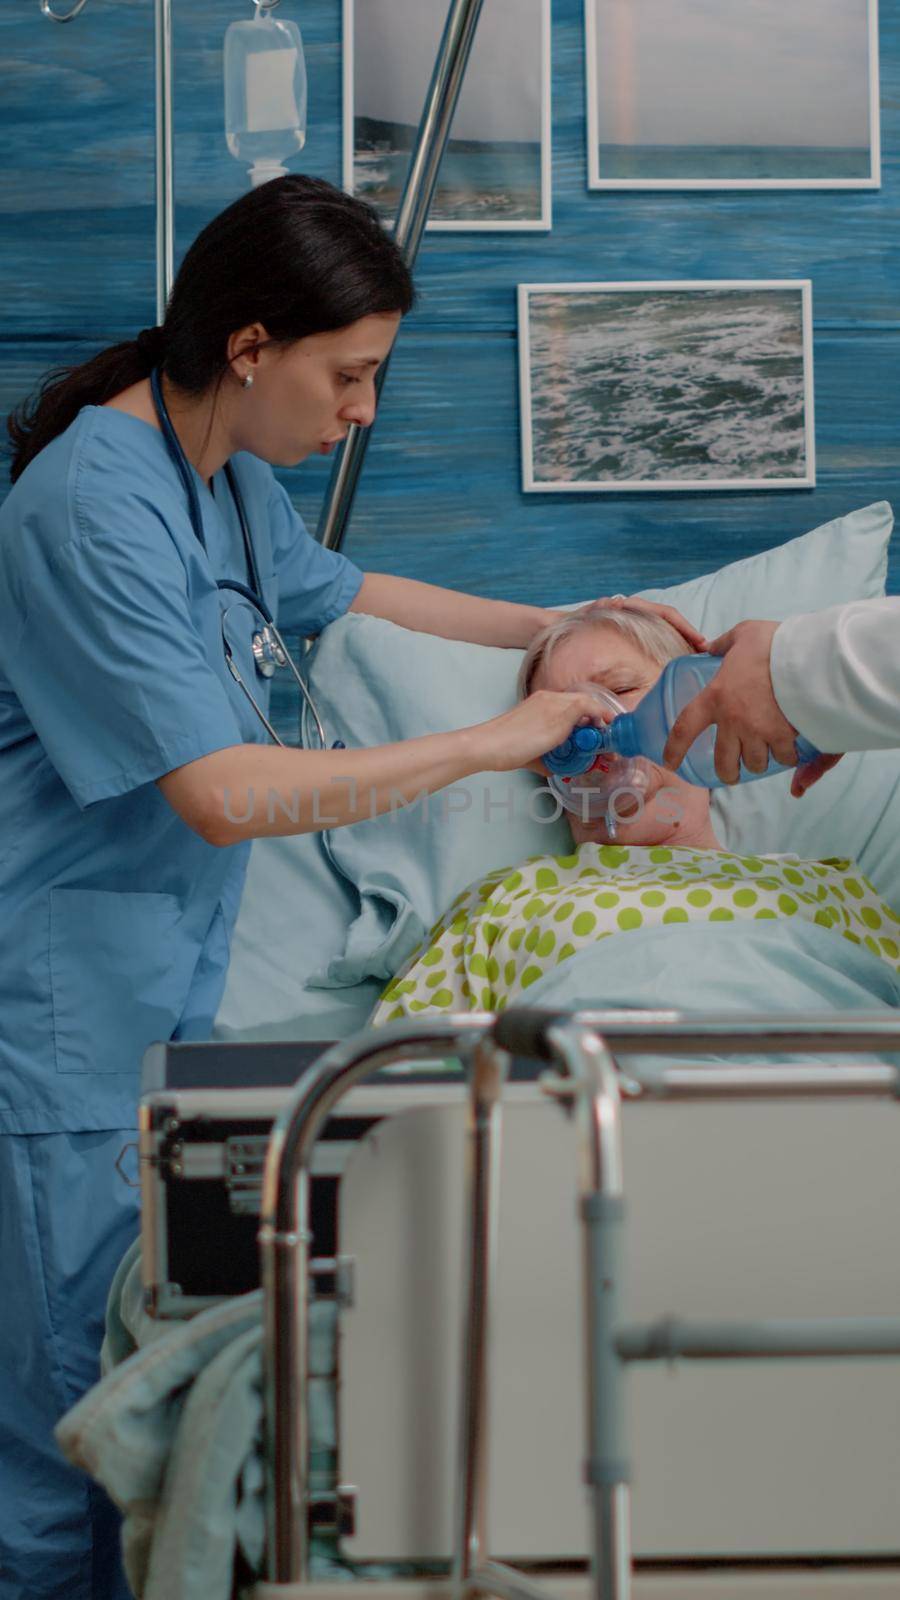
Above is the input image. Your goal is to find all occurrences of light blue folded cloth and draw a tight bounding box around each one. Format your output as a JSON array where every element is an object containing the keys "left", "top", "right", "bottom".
[{"left": 56, "top": 1240, "right": 339, "bottom": 1600}]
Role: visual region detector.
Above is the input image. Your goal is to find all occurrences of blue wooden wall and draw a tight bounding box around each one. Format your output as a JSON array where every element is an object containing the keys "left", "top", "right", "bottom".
[{"left": 2, "top": 0, "right": 898, "bottom": 604}]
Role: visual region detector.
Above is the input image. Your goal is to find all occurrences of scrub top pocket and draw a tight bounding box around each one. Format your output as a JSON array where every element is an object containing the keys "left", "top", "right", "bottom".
[{"left": 50, "top": 887, "right": 192, "bottom": 1075}]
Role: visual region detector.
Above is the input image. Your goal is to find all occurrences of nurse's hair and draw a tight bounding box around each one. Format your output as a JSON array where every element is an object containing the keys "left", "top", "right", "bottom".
[
  {"left": 6, "top": 174, "right": 416, "bottom": 484},
  {"left": 518, "top": 601, "right": 692, "bottom": 698}
]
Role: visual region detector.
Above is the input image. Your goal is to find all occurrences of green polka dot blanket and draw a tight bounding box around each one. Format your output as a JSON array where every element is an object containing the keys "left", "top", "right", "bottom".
[{"left": 373, "top": 846, "right": 900, "bottom": 1022}]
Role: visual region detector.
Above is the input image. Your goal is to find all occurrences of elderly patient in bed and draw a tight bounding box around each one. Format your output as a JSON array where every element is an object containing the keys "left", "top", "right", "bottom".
[{"left": 373, "top": 603, "right": 900, "bottom": 1021}]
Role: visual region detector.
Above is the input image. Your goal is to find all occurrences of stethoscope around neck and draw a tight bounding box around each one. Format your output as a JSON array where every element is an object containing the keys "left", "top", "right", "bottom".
[{"left": 149, "top": 366, "right": 332, "bottom": 750}]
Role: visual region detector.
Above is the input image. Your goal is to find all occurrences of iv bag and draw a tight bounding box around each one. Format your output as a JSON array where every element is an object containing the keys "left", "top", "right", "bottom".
[{"left": 224, "top": 6, "right": 308, "bottom": 188}]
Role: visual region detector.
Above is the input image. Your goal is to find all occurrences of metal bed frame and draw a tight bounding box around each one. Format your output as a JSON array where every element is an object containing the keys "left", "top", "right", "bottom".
[{"left": 256, "top": 1008, "right": 900, "bottom": 1600}]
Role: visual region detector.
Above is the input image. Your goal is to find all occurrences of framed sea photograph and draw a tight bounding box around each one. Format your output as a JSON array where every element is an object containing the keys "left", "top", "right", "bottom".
[
  {"left": 585, "top": 0, "right": 880, "bottom": 190},
  {"left": 343, "top": 0, "right": 551, "bottom": 231},
  {"left": 518, "top": 281, "right": 816, "bottom": 494}
]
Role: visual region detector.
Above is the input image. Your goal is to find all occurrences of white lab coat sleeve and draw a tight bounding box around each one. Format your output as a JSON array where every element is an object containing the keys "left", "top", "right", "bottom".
[{"left": 769, "top": 596, "right": 900, "bottom": 753}]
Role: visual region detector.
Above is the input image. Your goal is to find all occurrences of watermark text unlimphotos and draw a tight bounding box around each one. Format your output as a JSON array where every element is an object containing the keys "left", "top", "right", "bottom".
[{"left": 221, "top": 778, "right": 686, "bottom": 830}]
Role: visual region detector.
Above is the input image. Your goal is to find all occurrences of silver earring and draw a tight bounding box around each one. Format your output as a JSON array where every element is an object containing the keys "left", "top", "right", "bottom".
[{"left": 242, "top": 372, "right": 254, "bottom": 389}]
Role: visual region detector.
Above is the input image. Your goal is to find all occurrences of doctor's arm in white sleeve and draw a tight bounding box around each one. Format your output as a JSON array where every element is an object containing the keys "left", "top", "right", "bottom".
[
  {"left": 770, "top": 596, "right": 900, "bottom": 754},
  {"left": 661, "top": 596, "right": 900, "bottom": 795}
]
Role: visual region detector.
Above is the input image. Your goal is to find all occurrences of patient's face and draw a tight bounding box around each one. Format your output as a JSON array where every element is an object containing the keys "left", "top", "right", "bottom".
[
  {"left": 533, "top": 626, "right": 717, "bottom": 849},
  {"left": 537, "top": 628, "right": 660, "bottom": 711}
]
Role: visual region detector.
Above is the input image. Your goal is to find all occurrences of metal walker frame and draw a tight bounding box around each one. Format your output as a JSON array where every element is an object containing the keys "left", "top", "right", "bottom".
[{"left": 257, "top": 1007, "right": 900, "bottom": 1600}]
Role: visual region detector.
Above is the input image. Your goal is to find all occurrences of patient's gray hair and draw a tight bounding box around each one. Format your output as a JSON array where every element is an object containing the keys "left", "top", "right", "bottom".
[{"left": 518, "top": 601, "right": 691, "bottom": 699}]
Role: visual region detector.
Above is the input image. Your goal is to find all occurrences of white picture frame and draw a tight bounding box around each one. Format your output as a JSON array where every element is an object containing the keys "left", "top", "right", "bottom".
[
  {"left": 585, "top": 0, "right": 881, "bottom": 191},
  {"left": 518, "top": 280, "right": 816, "bottom": 494},
  {"left": 343, "top": 0, "right": 552, "bottom": 232}
]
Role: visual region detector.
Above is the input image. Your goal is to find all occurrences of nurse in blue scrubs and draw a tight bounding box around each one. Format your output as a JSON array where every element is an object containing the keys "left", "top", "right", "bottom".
[{"left": 0, "top": 174, "right": 702, "bottom": 1600}]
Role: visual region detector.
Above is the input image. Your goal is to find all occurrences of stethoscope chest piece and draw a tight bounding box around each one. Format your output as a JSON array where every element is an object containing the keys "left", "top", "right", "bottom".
[
  {"left": 251, "top": 624, "right": 287, "bottom": 678},
  {"left": 218, "top": 580, "right": 327, "bottom": 749}
]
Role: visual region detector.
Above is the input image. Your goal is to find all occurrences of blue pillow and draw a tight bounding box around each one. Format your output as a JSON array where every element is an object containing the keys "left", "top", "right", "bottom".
[{"left": 302, "top": 502, "right": 894, "bottom": 987}]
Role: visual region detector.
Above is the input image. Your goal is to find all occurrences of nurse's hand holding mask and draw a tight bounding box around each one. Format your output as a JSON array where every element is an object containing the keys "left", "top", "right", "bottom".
[{"left": 477, "top": 688, "right": 613, "bottom": 775}]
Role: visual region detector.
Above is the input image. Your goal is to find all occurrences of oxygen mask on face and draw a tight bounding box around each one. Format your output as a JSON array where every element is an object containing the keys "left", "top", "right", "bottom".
[{"left": 543, "top": 684, "right": 652, "bottom": 840}]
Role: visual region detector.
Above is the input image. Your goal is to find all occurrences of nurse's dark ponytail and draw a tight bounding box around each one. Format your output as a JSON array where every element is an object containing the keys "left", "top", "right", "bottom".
[{"left": 6, "top": 174, "right": 415, "bottom": 486}]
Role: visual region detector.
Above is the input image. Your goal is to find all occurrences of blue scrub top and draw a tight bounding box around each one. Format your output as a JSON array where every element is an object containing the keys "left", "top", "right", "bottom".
[{"left": 0, "top": 406, "right": 363, "bottom": 1134}]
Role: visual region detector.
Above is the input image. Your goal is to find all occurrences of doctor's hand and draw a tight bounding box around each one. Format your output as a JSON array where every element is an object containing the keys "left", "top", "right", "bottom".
[
  {"left": 662, "top": 619, "right": 832, "bottom": 787},
  {"left": 474, "top": 689, "right": 609, "bottom": 775},
  {"left": 790, "top": 750, "right": 844, "bottom": 798}
]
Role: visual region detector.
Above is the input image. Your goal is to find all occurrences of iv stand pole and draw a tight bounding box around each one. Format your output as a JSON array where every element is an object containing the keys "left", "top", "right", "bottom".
[
  {"left": 316, "top": 0, "right": 487, "bottom": 551},
  {"left": 42, "top": 0, "right": 175, "bottom": 315},
  {"left": 155, "top": 0, "right": 175, "bottom": 321}
]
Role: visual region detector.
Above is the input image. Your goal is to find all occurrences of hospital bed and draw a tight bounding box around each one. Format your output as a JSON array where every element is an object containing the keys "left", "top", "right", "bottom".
[{"left": 127, "top": 504, "right": 900, "bottom": 1595}]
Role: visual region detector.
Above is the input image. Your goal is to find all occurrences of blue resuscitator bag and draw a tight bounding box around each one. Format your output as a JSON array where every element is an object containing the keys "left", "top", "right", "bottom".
[{"left": 544, "top": 652, "right": 820, "bottom": 794}]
